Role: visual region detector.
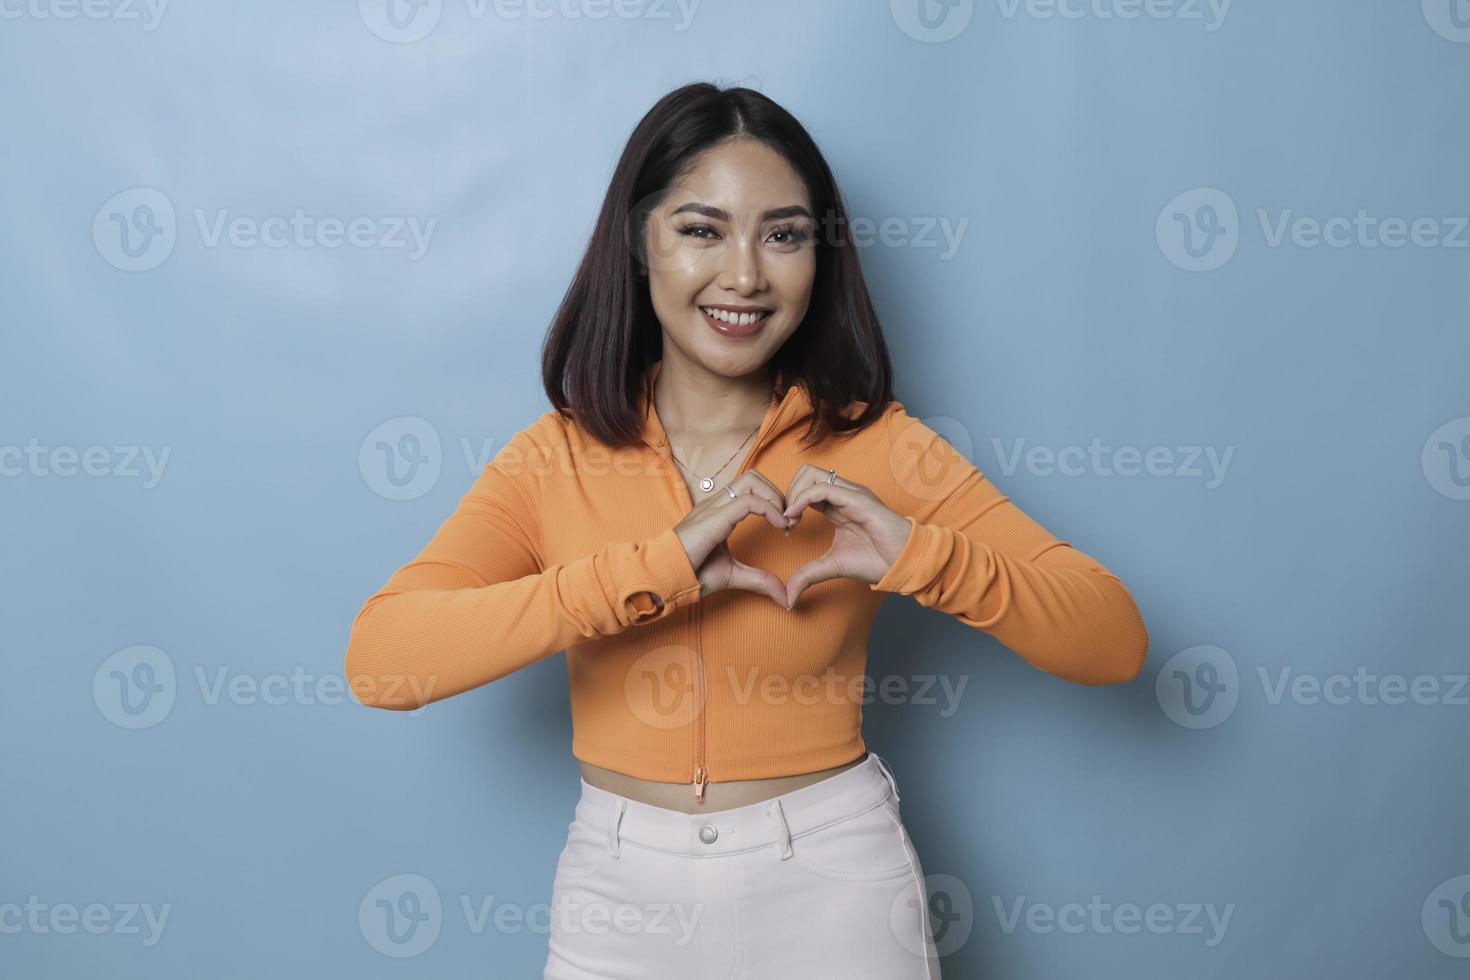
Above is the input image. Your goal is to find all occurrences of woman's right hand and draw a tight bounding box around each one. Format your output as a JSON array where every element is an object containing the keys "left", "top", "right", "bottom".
[{"left": 673, "top": 470, "right": 794, "bottom": 609}]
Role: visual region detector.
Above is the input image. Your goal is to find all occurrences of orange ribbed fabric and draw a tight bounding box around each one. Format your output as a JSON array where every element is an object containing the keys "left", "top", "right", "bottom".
[{"left": 344, "top": 359, "right": 1149, "bottom": 790}]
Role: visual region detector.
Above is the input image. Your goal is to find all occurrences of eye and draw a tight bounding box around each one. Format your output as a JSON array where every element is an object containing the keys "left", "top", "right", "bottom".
[
  {"left": 768, "top": 224, "right": 813, "bottom": 247},
  {"left": 677, "top": 223, "right": 720, "bottom": 241}
]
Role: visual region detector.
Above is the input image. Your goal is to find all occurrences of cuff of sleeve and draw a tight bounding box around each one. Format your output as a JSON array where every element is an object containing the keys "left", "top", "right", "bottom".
[
  {"left": 869, "top": 516, "right": 948, "bottom": 595},
  {"left": 615, "top": 527, "right": 704, "bottom": 624}
]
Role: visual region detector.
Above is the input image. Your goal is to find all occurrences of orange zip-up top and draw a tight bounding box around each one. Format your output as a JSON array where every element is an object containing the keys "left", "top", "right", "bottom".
[{"left": 345, "top": 359, "right": 1149, "bottom": 797}]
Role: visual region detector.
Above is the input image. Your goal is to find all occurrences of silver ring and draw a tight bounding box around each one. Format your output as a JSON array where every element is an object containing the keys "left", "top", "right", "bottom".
[
  {"left": 725, "top": 485, "right": 738, "bottom": 499},
  {"left": 826, "top": 468, "right": 836, "bottom": 484}
]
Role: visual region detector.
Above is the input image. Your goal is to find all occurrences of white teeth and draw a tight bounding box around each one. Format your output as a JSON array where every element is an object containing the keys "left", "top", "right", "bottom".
[{"left": 701, "top": 306, "right": 770, "bottom": 326}]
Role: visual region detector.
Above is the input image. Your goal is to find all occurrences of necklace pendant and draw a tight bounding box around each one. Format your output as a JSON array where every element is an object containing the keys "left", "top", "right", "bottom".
[{"left": 698, "top": 477, "right": 715, "bottom": 492}]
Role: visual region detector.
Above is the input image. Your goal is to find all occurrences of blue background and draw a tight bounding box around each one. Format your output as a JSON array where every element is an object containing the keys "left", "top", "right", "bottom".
[{"left": 3, "top": 0, "right": 1468, "bottom": 976}]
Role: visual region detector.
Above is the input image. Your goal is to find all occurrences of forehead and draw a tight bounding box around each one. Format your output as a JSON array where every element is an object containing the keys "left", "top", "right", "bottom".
[{"left": 668, "top": 139, "right": 810, "bottom": 210}]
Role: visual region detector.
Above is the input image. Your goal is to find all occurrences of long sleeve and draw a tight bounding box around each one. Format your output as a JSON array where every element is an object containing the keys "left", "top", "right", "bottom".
[
  {"left": 344, "top": 417, "right": 703, "bottom": 710},
  {"left": 868, "top": 405, "right": 1148, "bottom": 685}
]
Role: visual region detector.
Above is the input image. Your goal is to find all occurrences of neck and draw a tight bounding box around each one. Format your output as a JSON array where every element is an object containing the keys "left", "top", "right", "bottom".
[{"left": 654, "top": 352, "right": 775, "bottom": 439}]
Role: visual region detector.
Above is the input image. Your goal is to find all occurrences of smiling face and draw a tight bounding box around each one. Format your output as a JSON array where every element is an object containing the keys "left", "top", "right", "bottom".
[{"left": 641, "top": 138, "right": 817, "bottom": 379}]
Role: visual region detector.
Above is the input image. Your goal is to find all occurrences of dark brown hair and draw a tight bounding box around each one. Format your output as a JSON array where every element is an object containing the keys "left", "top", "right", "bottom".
[{"left": 540, "top": 81, "right": 895, "bottom": 450}]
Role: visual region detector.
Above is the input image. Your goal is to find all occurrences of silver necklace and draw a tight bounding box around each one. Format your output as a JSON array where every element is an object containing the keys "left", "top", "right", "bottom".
[{"left": 668, "top": 422, "right": 763, "bottom": 493}]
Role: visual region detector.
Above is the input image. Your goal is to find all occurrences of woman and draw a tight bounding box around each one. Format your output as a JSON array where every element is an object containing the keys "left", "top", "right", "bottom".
[{"left": 344, "top": 82, "right": 1149, "bottom": 979}]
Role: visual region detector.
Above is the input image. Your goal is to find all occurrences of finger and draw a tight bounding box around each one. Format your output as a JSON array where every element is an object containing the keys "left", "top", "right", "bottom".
[
  {"left": 727, "top": 558, "right": 790, "bottom": 609},
  {"left": 740, "top": 468, "right": 783, "bottom": 500},
  {"left": 727, "top": 472, "right": 788, "bottom": 522},
  {"left": 781, "top": 464, "right": 822, "bottom": 513},
  {"left": 722, "top": 489, "right": 792, "bottom": 533},
  {"left": 782, "top": 480, "right": 865, "bottom": 523},
  {"left": 785, "top": 550, "right": 844, "bottom": 609},
  {"left": 783, "top": 465, "right": 847, "bottom": 518},
  {"left": 784, "top": 465, "right": 862, "bottom": 512},
  {"left": 732, "top": 470, "right": 793, "bottom": 531}
]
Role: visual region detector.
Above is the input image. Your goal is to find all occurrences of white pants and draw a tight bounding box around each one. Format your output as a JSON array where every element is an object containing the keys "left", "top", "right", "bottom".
[{"left": 543, "top": 751, "right": 942, "bottom": 979}]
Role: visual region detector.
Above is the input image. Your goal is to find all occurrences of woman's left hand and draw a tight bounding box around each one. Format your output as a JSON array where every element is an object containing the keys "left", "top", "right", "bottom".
[{"left": 780, "top": 465, "right": 914, "bottom": 609}]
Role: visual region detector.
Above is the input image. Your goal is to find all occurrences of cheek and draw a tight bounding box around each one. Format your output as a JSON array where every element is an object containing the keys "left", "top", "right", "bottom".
[
  {"left": 770, "top": 253, "right": 816, "bottom": 306},
  {"left": 648, "top": 265, "right": 705, "bottom": 311}
]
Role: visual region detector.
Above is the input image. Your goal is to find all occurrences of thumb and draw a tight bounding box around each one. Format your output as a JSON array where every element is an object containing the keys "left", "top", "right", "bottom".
[
  {"left": 785, "top": 550, "right": 843, "bottom": 610},
  {"left": 727, "top": 558, "right": 791, "bottom": 610}
]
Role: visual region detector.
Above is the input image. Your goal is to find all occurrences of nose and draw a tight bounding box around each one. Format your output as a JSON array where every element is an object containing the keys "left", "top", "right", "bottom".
[{"left": 716, "top": 226, "right": 767, "bottom": 295}]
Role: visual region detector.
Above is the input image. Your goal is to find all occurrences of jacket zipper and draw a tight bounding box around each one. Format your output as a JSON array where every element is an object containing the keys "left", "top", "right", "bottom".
[
  {"left": 650, "top": 439, "right": 710, "bottom": 801},
  {"left": 649, "top": 391, "right": 785, "bottom": 802},
  {"left": 694, "top": 410, "right": 778, "bottom": 799},
  {"left": 692, "top": 597, "right": 707, "bottom": 801}
]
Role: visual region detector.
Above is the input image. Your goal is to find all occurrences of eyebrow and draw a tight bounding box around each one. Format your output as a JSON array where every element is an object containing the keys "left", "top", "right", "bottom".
[{"left": 670, "top": 202, "right": 813, "bottom": 223}]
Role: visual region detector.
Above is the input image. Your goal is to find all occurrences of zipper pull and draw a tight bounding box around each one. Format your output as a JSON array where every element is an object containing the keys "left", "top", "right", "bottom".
[{"left": 693, "top": 766, "right": 707, "bottom": 801}]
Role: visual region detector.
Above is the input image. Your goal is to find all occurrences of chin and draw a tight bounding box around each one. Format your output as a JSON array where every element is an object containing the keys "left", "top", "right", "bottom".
[{"left": 694, "top": 343, "right": 782, "bottom": 377}]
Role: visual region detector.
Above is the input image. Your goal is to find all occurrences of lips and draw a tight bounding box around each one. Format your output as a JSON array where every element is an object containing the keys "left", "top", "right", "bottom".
[{"left": 699, "top": 306, "right": 772, "bottom": 338}]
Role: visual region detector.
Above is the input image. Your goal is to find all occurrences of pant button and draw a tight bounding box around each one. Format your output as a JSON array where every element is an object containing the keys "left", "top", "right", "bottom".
[{"left": 698, "top": 824, "right": 718, "bottom": 844}]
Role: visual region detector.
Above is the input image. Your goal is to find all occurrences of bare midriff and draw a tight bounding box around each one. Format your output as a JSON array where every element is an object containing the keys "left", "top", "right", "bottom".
[{"left": 578, "top": 755, "right": 868, "bottom": 814}]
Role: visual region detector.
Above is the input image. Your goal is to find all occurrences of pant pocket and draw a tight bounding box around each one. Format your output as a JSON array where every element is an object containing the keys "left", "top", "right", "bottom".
[
  {"left": 553, "top": 817, "right": 613, "bottom": 881},
  {"left": 789, "top": 800, "right": 915, "bottom": 882}
]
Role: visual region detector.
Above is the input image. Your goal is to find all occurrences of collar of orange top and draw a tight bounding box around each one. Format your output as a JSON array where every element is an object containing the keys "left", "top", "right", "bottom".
[{"left": 637, "top": 358, "right": 812, "bottom": 452}]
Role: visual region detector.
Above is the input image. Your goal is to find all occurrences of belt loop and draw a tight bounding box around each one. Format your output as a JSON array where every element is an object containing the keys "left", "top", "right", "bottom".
[
  {"left": 871, "top": 752, "right": 901, "bottom": 803},
  {"left": 767, "top": 799, "right": 793, "bottom": 861},
  {"left": 608, "top": 798, "right": 627, "bottom": 857}
]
